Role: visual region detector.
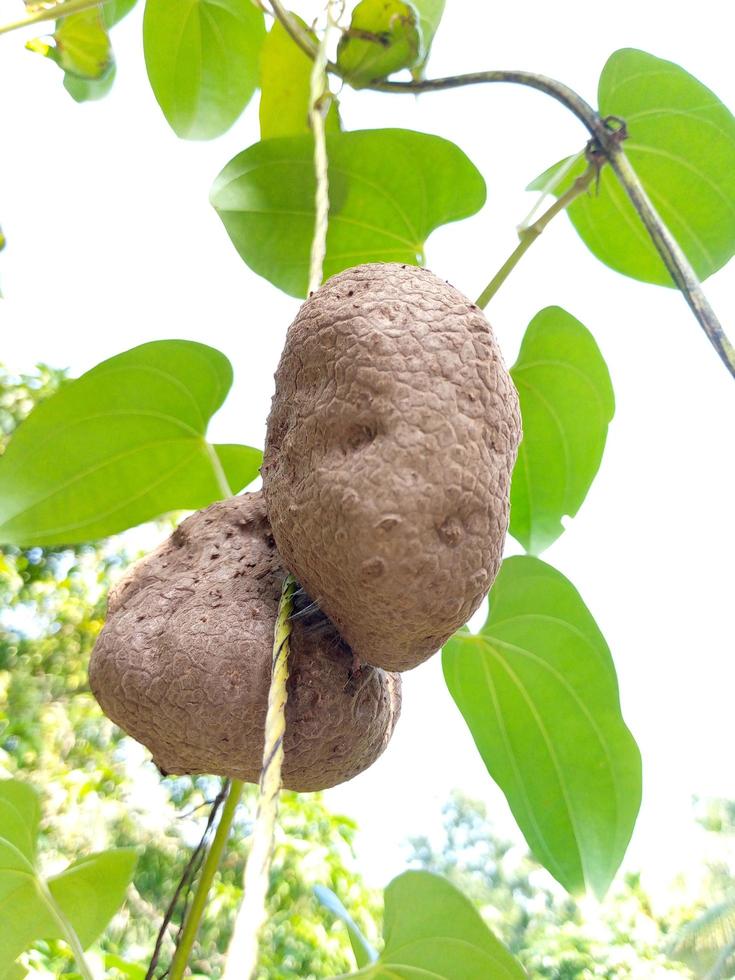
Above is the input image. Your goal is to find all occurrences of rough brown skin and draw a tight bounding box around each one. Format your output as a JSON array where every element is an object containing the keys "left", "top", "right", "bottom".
[
  {"left": 262, "top": 263, "right": 522, "bottom": 672},
  {"left": 89, "top": 492, "right": 401, "bottom": 792}
]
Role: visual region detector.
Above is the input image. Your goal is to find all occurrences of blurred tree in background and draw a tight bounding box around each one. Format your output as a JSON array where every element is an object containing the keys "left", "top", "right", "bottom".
[{"left": 667, "top": 800, "right": 735, "bottom": 979}]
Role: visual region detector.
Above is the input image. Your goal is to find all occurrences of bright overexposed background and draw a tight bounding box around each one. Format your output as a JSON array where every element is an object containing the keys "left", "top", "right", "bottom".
[{"left": 1, "top": 0, "right": 733, "bottom": 901}]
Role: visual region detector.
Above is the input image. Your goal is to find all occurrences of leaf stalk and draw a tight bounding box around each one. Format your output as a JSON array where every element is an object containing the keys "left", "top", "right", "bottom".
[
  {"left": 222, "top": 574, "right": 297, "bottom": 979},
  {"left": 166, "top": 781, "right": 245, "bottom": 980},
  {"left": 476, "top": 164, "right": 597, "bottom": 309},
  {"left": 0, "top": 0, "right": 107, "bottom": 36}
]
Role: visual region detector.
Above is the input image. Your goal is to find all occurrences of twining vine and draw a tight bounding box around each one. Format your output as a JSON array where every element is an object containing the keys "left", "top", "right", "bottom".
[{"left": 267, "top": 0, "right": 735, "bottom": 378}]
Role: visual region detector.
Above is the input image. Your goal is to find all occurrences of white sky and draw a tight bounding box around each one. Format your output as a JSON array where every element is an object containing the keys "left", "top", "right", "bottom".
[{"left": 1, "top": 0, "right": 734, "bottom": 901}]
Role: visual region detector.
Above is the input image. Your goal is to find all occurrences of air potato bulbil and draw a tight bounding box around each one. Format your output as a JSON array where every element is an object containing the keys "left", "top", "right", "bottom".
[
  {"left": 89, "top": 492, "right": 401, "bottom": 792},
  {"left": 262, "top": 263, "right": 522, "bottom": 672}
]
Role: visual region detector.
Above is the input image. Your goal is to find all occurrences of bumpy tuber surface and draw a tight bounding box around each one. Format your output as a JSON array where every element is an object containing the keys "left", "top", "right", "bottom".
[
  {"left": 262, "top": 263, "right": 522, "bottom": 672},
  {"left": 89, "top": 492, "right": 401, "bottom": 792}
]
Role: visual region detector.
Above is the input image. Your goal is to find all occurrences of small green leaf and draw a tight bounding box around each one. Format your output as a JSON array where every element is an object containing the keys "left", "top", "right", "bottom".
[
  {"left": 27, "top": 9, "right": 111, "bottom": 80},
  {"left": 211, "top": 128, "right": 486, "bottom": 297},
  {"left": 443, "top": 557, "right": 641, "bottom": 899},
  {"left": 339, "top": 871, "right": 525, "bottom": 979},
  {"left": 409, "top": 0, "right": 445, "bottom": 75},
  {"left": 63, "top": 62, "right": 116, "bottom": 102},
  {"left": 0, "top": 779, "right": 136, "bottom": 973},
  {"left": 48, "top": 850, "right": 138, "bottom": 948},
  {"left": 143, "top": 0, "right": 266, "bottom": 139},
  {"left": 259, "top": 16, "right": 340, "bottom": 139},
  {"left": 509, "top": 307, "right": 614, "bottom": 555},
  {"left": 314, "top": 885, "right": 377, "bottom": 968},
  {"left": 380, "top": 872, "right": 525, "bottom": 979},
  {"left": 531, "top": 49, "right": 735, "bottom": 285},
  {"left": 56, "top": 0, "right": 135, "bottom": 101},
  {"left": 0, "top": 340, "right": 261, "bottom": 547},
  {"left": 337, "top": 0, "right": 420, "bottom": 87}
]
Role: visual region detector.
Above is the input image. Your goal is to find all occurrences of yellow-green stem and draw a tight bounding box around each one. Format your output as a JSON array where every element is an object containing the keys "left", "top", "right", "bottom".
[
  {"left": 476, "top": 164, "right": 596, "bottom": 309},
  {"left": 222, "top": 574, "right": 297, "bottom": 979},
  {"left": 167, "top": 780, "right": 245, "bottom": 980},
  {"left": 0, "top": 0, "right": 106, "bottom": 36}
]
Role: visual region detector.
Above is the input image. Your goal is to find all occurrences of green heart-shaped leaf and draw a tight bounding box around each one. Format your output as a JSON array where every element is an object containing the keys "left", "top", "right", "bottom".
[
  {"left": 211, "top": 128, "right": 486, "bottom": 297},
  {"left": 335, "top": 871, "right": 525, "bottom": 979},
  {"left": 509, "top": 306, "right": 614, "bottom": 555},
  {"left": 443, "top": 557, "right": 641, "bottom": 899},
  {"left": 47, "top": 850, "right": 139, "bottom": 948},
  {"left": 143, "top": 0, "right": 266, "bottom": 139},
  {"left": 0, "top": 779, "right": 137, "bottom": 975},
  {"left": 0, "top": 340, "right": 261, "bottom": 547},
  {"left": 531, "top": 49, "right": 735, "bottom": 285}
]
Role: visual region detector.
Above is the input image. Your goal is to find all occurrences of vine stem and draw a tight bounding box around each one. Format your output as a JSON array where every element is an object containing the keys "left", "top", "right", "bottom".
[
  {"left": 268, "top": 0, "right": 735, "bottom": 379},
  {"left": 36, "top": 877, "right": 96, "bottom": 980},
  {"left": 605, "top": 145, "right": 735, "bottom": 376},
  {"left": 222, "top": 575, "right": 297, "bottom": 980},
  {"left": 167, "top": 781, "right": 245, "bottom": 980},
  {"left": 306, "top": 0, "right": 336, "bottom": 294},
  {"left": 221, "top": 7, "right": 332, "bottom": 974},
  {"left": 0, "top": 0, "right": 107, "bottom": 36},
  {"left": 476, "top": 164, "right": 597, "bottom": 309}
]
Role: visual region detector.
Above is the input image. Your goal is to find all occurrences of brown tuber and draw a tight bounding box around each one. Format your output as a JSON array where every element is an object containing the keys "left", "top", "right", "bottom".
[
  {"left": 262, "top": 263, "right": 522, "bottom": 672},
  {"left": 89, "top": 492, "right": 401, "bottom": 792}
]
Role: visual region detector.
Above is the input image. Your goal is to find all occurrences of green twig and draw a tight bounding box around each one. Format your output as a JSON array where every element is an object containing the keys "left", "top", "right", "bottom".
[
  {"left": 306, "top": 0, "right": 335, "bottom": 295},
  {"left": 476, "top": 164, "right": 597, "bottom": 309},
  {"left": 167, "top": 780, "right": 245, "bottom": 980},
  {"left": 0, "top": 0, "right": 107, "bottom": 36}
]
